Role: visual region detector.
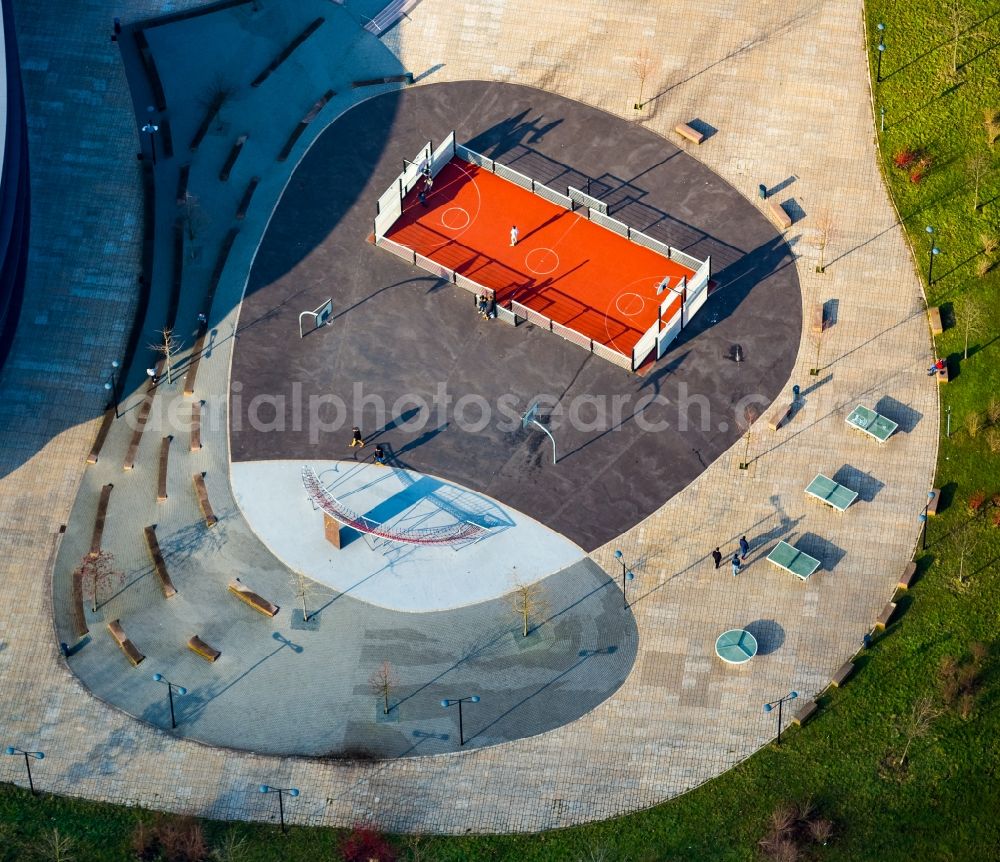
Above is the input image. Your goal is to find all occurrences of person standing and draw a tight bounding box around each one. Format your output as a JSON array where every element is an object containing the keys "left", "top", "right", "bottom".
[
  {"left": 373, "top": 444, "right": 388, "bottom": 466},
  {"left": 739, "top": 535, "right": 750, "bottom": 562},
  {"left": 510, "top": 224, "right": 519, "bottom": 246},
  {"left": 731, "top": 554, "right": 741, "bottom": 578},
  {"left": 711, "top": 547, "right": 722, "bottom": 569},
  {"left": 349, "top": 426, "right": 364, "bottom": 448}
]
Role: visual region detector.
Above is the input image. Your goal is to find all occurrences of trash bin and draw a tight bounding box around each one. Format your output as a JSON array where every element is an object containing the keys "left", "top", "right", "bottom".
[{"left": 758, "top": 183, "right": 767, "bottom": 200}]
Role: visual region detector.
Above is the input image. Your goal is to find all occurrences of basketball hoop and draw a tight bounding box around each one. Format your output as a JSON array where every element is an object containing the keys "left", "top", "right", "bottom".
[
  {"left": 298, "top": 298, "right": 333, "bottom": 338},
  {"left": 521, "top": 402, "right": 557, "bottom": 465}
]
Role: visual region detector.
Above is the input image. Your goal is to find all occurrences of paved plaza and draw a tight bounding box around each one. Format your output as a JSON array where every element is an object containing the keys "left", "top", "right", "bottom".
[{"left": 0, "top": 0, "right": 938, "bottom": 836}]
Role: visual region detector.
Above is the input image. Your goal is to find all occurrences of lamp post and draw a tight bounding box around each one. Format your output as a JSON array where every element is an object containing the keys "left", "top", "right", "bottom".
[
  {"left": 152, "top": 673, "right": 187, "bottom": 729},
  {"left": 441, "top": 695, "right": 479, "bottom": 746},
  {"left": 259, "top": 784, "right": 299, "bottom": 833},
  {"left": 925, "top": 225, "right": 934, "bottom": 253},
  {"left": 763, "top": 691, "right": 798, "bottom": 745},
  {"left": 103, "top": 359, "right": 121, "bottom": 418},
  {"left": 5, "top": 746, "right": 44, "bottom": 795},
  {"left": 921, "top": 490, "right": 936, "bottom": 550},
  {"left": 141, "top": 122, "right": 159, "bottom": 166},
  {"left": 928, "top": 246, "right": 940, "bottom": 285},
  {"left": 613, "top": 549, "right": 635, "bottom": 608},
  {"left": 876, "top": 23, "right": 885, "bottom": 82}
]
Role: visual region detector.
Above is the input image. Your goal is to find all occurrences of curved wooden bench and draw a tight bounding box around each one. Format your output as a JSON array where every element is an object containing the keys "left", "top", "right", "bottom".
[
  {"left": 251, "top": 17, "right": 324, "bottom": 88},
  {"left": 228, "top": 579, "right": 279, "bottom": 617},
  {"left": 193, "top": 473, "right": 218, "bottom": 527},
  {"left": 90, "top": 483, "right": 114, "bottom": 555},
  {"left": 143, "top": 525, "right": 178, "bottom": 598},
  {"left": 792, "top": 699, "right": 817, "bottom": 726},
  {"left": 898, "top": 561, "right": 917, "bottom": 590},
  {"left": 811, "top": 301, "right": 825, "bottom": 333},
  {"left": 188, "top": 635, "right": 220, "bottom": 662},
  {"left": 190, "top": 402, "right": 203, "bottom": 451},
  {"left": 767, "top": 402, "right": 792, "bottom": 431},
  {"left": 87, "top": 407, "right": 115, "bottom": 464},
  {"left": 928, "top": 306, "right": 943, "bottom": 335},
  {"left": 830, "top": 660, "right": 854, "bottom": 688},
  {"left": 123, "top": 387, "right": 156, "bottom": 471},
  {"left": 108, "top": 619, "right": 144, "bottom": 666},
  {"left": 157, "top": 436, "right": 171, "bottom": 501}
]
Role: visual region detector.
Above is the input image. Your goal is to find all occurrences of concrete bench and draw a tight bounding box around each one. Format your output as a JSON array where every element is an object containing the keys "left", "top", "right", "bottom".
[
  {"left": 190, "top": 402, "right": 202, "bottom": 451},
  {"left": 143, "top": 525, "right": 178, "bottom": 599},
  {"left": 927, "top": 489, "right": 941, "bottom": 516},
  {"left": 219, "top": 135, "right": 248, "bottom": 183},
  {"left": 875, "top": 601, "right": 896, "bottom": 630},
  {"left": 766, "top": 402, "right": 792, "bottom": 431},
  {"left": 792, "top": 699, "right": 818, "bottom": 726},
  {"left": 928, "top": 306, "right": 943, "bottom": 335},
  {"left": 674, "top": 122, "right": 704, "bottom": 145},
  {"left": 830, "top": 660, "right": 854, "bottom": 688},
  {"left": 898, "top": 561, "right": 917, "bottom": 590},
  {"left": 107, "top": 619, "right": 144, "bottom": 667},
  {"left": 236, "top": 176, "right": 260, "bottom": 219},
  {"left": 228, "top": 579, "right": 279, "bottom": 617},
  {"left": 811, "top": 301, "right": 825, "bottom": 333},
  {"left": 193, "top": 473, "right": 218, "bottom": 528},
  {"left": 768, "top": 200, "right": 792, "bottom": 230},
  {"left": 157, "top": 436, "right": 171, "bottom": 501},
  {"left": 187, "top": 635, "right": 220, "bottom": 662},
  {"left": 90, "top": 483, "right": 114, "bottom": 555}
]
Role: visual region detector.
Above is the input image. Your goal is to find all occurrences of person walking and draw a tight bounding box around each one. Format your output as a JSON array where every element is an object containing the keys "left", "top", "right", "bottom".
[
  {"left": 349, "top": 426, "right": 364, "bottom": 448},
  {"left": 418, "top": 188, "right": 428, "bottom": 208},
  {"left": 711, "top": 547, "right": 722, "bottom": 569},
  {"left": 739, "top": 535, "right": 750, "bottom": 562},
  {"left": 510, "top": 224, "right": 519, "bottom": 246},
  {"left": 731, "top": 554, "right": 741, "bottom": 578},
  {"left": 373, "top": 444, "right": 388, "bottom": 466}
]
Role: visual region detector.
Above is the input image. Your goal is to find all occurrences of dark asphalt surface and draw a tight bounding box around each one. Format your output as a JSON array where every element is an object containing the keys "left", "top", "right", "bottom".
[{"left": 230, "top": 81, "right": 800, "bottom": 551}]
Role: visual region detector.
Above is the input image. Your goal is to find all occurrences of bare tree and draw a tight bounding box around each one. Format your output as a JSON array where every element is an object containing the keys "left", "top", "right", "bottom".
[
  {"left": 959, "top": 296, "right": 988, "bottom": 359},
  {"left": 948, "top": 515, "right": 986, "bottom": 590},
  {"left": 944, "top": 0, "right": 972, "bottom": 75},
  {"left": 178, "top": 193, "right": 209, "bottom": 242},
  {"left": 291, "top": 571, "right": 313, "bottom": 623},
  {"left": 368, "top": 661, "right": 399, "bottom": 715},
  {"left": 37, "top": 828, "right": 76, "bottom": 862},
  {"left": 75, "top": 549, "right": 124, "bottom": 613},
  {"left": 509, "top": 580, "right": 548, "bottom": 637},
  {"left": 199, "top": 73, "right": 236, "bottom": 132},
  {"left": 739, "top": 404, "right": 760, "bottom": 469},
  {"left": 897, "top": 695, "right": 941, "bottom": 767},
  {"left": 814, "top": 208, "right": 834, "bottom": 273},
  {"left": 148, "top": 328, "right": 183, "bottom": 384},
  {"left": 967, "top": 151, "right": 991, "bottom": 212},
  {"left": 631, "top": 49, "right": 657, "bottom": 111},
  {"left": 981, "top": 231, "right": 998, "bottom": 257}
]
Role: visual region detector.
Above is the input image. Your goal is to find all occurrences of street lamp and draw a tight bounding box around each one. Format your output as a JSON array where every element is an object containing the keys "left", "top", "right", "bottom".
[
  {"left": 141, "top": 122, "right": 159, "bottom": 166},
  {"left": 613, "top": 549, "right": 635, "bottom": 608},
  {"left": 763, "top": 691, "right": 798, "bottom": 745},
  {"left": 5, "top": 746, "right": 44, "bottom": 795},
  {"left": 441, "top": 695, "right": 479, "bottom": 746},
  {"left": 928, "top": 246, "right": 940, "bottom": 285},
  {"left": 925, "top": 225, "right": 934, "bottom": 253},
  {"left": 152, "top": 673, "right": 187, "bottom": 729},
  {"left": 921, "top": 490, "right": 936, "bottom": 550},
  {"left": 876, "top": 23, "right": 885, "bottom": 82},
  {"left": 103, "top": 359, "right": 121, "bottom": 418},
  {"left": 259, "top": 784, "right": 299, "bottom": 833}
]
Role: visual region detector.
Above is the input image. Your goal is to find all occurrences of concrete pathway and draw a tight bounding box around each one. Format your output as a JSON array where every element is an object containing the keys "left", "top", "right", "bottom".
[{"left": 0, "top": 0, "right": 937, "bottom": 836}]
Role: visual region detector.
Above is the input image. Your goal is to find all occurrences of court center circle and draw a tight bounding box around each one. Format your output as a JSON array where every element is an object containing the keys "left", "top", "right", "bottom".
[
  {"left": 615, "top": 292, "right": 646, "bottom": 317},
  {"left": 440, "top": 206, "right": 471, "bottom": 231},
  {"left": 524, "top": 247, "right": 560, "bottom": 275}
]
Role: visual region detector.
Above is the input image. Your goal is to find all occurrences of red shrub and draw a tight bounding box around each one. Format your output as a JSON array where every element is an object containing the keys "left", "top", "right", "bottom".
[
  {"left": 339, "top": 825, "right": 395, "bottom": 862},
  {"left": 893, "top": 149, "right": 917, "bottom": 169},
  {"left": 969, "top": 490, "right": 987, "bottom": 513},
  {"left": 909, "top": 169, "right": 925, "bottom": 184},
  {"left": 991, "top": 509, "right": 1000, "bottom": 528}
]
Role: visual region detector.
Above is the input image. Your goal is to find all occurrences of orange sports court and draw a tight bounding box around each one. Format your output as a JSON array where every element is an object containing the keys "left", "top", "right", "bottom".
[{"left": 384, "top": 157, "right": 696, "bottom": 358}]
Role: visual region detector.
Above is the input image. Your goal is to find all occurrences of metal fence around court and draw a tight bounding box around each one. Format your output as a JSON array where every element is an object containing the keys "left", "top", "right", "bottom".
[{"left": 373, "top": 136, "right": 715, "bottom": 372}]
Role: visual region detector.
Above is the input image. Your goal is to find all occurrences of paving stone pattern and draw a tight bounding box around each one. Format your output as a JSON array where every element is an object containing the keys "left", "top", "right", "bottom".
[{"left": 0, "top": 0, "right": 937, "bottom": 835}]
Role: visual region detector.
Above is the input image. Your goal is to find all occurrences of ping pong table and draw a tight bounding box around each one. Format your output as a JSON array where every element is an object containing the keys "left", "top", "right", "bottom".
[
  {"left": 766, "top": 540, "right": 821, "bottom": 581},
  {"left": 715, "top": 629, "right": 758, "bottom": 664},
  {"left": 805, "top": 474, "right": 858, "bottom": 512},
  {"left": 845, "top": 404, "right": 898, "bottom": 443}
]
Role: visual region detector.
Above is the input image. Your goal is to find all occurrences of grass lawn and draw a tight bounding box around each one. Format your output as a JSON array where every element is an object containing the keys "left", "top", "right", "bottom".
[{"left": 4, "top": 3, "right": 1000, "bottom": 861}]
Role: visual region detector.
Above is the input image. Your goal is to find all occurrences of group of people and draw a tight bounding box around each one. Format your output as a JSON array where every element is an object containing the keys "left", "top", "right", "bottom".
[
  {"left": 349, "top": 426, "right": 388, "bottom": 466},
  {"left": 712, "top": 536, "right": 751, "bottom": 577}
]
